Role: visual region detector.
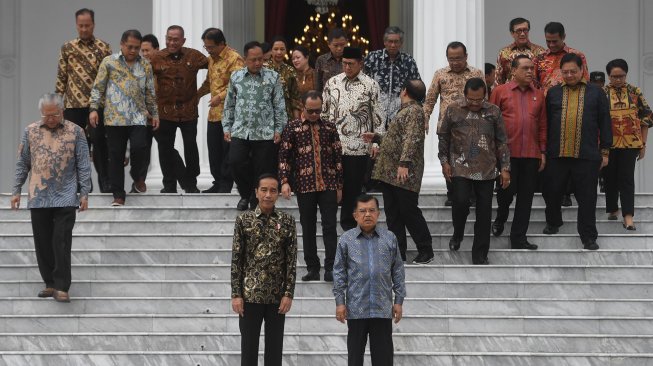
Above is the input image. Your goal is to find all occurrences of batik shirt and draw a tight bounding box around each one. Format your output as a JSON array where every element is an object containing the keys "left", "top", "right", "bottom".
[
  {"left": 265, "top": 61, "right": 302, "bottom": 120},
  {"left": 55, "top": 37, "right": 112, "bottom": 108},
  {"left": 197, "top": 46, "right": 245, "bottom": 122},
  {"left": 333, "top": 226, "right": 406, "bottom": 320},
  {"left": 223, "top": 67, "right": 288, "bottom": 140},
  {"left": 89, "top": 52, "right": 158, "bottom": 126},
  {"left": 438, "top": 100, "right": 511, "bottom": 180},
  {"left": 231, "top": 206, "right": 297, "bottom": 304},
  {"left": 315, "top": 52, "right": 343, "bottom": 93},
  {"left": 535, "top": 45, "right": 589, "bottom": 92},
  {"left": 364, "top": 49, "right": 421, "bottom": 124},
  {"left": 13, "top": 120, "right": 91, "bottom": 208},
  {"left": 604, "top": 84, "right": 653, "bottom": 149},
  {"left": 321, "top": 72, "right": 385, "bottom": 156},
  {"left": 495, "top": 41, "right": 545, "bottom": 85}
]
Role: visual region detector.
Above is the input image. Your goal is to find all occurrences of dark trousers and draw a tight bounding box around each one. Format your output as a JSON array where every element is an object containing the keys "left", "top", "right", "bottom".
[
  {"left": 341, "top": 155, "right": 370, "bottom": 231},
  {"left": 495, "top": 158, "right": 540, "bottom": 244},
  {"left": 380, "top": 182, "right": 432, "bottom": 261},
  {"left": 130, "top": 125, "right": 154, "bottom": 182},
  {"left": 297, "top": 190, "right": 338, "bottom": 272},
  {"left": 347, "top": 318, "right": 393, "bottom": 366},
  {"left": 604, "top": 148, "right": 639, "bottom": 217},
  {"left": 544, "top": 158, "right": 600, "bottom": 243},
  {"left": 230, "top": 137, "right": 278, "bottom": 200},
  {"left": 239, "top": 302, "right": 285, "bottom": 366},
  {"left": 105, "top": 125, "right": 147, "bottom": 200},
  {"left": 156, "top": 119, "right": 200, "bottom": 190},
  {"left": 207, "top": 121, "right": 233, "bottom": 191},
  {"left": 30, "top": 207, "right": 76, "bottom": 292},
  {"left": 451, "top": 177, "right": 494, "bottom": 264},
  {"left": 64, "top": 108, "right": 110, "bottom": 192}
]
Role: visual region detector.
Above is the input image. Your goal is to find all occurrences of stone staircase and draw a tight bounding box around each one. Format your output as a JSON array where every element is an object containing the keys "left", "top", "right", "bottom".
[{"left": 0, "top": 192, "right": 652, "bottom": 365}]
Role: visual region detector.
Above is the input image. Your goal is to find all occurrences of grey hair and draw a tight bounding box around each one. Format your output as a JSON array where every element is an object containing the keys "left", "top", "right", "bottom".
[
  {"left": 38, "top": 93, "right": 64, "bottom": 110},
  {"left": 383, "top": 26, "right": 404, "bottom": 42}
]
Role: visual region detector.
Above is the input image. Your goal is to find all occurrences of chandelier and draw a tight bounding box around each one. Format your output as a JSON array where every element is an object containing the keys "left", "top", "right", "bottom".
[{"left": 305, "top": 0, "right": 338, "bottom": 14}]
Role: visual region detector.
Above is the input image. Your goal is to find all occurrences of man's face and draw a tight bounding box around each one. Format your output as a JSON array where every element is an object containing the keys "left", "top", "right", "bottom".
[
  {"left": 342, "top": 58, "right": 362, "bottom": 79},
  {"left": 485, "top": 72, "right": 496, "bottom": 87},
  {"left": 165, "top": 28, "right": 185, "bottom": 54},
  {"left": 328, "top": 37, "right": 347, "bottom": 58},
  {"left": 383, "top": 34, "right": 402, "bottom": 58},
  {"left": 76, "top": 13, "right": 94, "bottom": 40},
  {"left": 120, "top": 36, "right": 142, "bottom": 63},
  {"left": 510, "top": 21, "right": 530, "bottom": 47},
  {"left": 40, "top": 103, "right": 63, "bottom": 129},
  {"left": 203, "top": 39, "right": 224, "bottom": 58},
  {"left": 303, "top": 97, "right": 322, "bottom": 123},
  {"left": 446, "top": 47, "right": 467, "bottom": 73},
  {"left": 271, "top": 41, "right": 287, "bottom": 63},
  {"left": 512, "top": 58, "right": 534, "bottom": 85},
  {"left": 561, "top": 61, "right": 582, "bottom": 86},
  {"left": 140, "top": 41, "right": 157, "bottom": 61},
  {"left": 255, "top": 178, "right": 279, "bottom": 211},
  {"left": 465, "top": 88, "right": 486, "bottom": 112},
  {"left": 545, "top": 32, "right": 565, "bottom": 53},
  {"left": 353, "top": 200, "right": 379, "bottom": 232},
  {"left": 245, "top": 46, "right": 264, "bottom": 74}
]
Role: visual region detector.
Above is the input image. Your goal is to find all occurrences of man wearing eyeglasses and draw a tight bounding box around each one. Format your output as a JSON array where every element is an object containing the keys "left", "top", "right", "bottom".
[
  {"left": 438, "top": 78, "right": 511, "bottom": 265},
  {"left": 278, "top": 91, "right": 343, "bottom": 282},
  {"left": 494, "top": 17, "right": 545, "bottom": 86}
]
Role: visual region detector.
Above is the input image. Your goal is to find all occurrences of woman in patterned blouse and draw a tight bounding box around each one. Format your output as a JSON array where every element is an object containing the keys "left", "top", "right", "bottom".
[
  {"left": 292, "top": 45, "right": 316, "bottom": 97},
  {"left": 603, "top": 59, "right": 653, "bottom": 230},
  {"left": 268, "top": 36, "right": 302, "bottom": 120}
]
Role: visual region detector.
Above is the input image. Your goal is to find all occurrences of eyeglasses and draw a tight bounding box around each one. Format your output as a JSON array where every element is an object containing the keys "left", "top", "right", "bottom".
[
  {"left": 609, "top": 74, "right": 627, "bottom": 80},
  {"left": 512, "top": 28, "right": 530, "bottom": 34},
  {"left": 203, "top": 45, "right": 217, "bottom": 51},
  {"left": 447, "top": 57, "right": 466, "bottom": 62},
  {"left": 342, "top": 61, "right": 359, "bottom": 68},
  {"left": 305, "top": 108, "right": 321, "bottom": 115},
  {"left": 41, "top": 113, "right": 61, "bottom": 119},
  {"left": 561, "top": 70, "right": 579, "bottom": 76},
  {"left": 465, "top": 97, "right": 486, "bottom": 104},
  {"left": 356, "top": 208, "right": 378, "bottom": 215}
]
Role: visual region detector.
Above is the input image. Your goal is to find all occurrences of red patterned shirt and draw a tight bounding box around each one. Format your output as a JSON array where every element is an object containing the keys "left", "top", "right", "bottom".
[
  {"left": 495, "top": 42, "right": 546, "bottom": 85},
  {"left": 535, "top": 45, "right": 589, "bottom": 92}
]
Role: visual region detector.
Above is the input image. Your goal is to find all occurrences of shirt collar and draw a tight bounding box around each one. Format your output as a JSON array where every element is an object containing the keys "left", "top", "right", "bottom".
[
  {"left": 508, "top": 80, "right": 535, "bottom": 91},
  {"left": 327, "top": 52, "right": 341, "bottom": 62},
  {"left": 445, "top": 64, "right": 471, "bottom": 74},
  {"left": 341, "top": 72, "right": 361, "bottom": 82},
  {"left": 561, "top": 79, "right": 587, "bottom": 88},
  {"left": 399, "top": 100, "right": 419, "bottom": 110},
  {"left": 38, "top": 120, "right": 64, "bottom": 130},
  {"left": 510, "top": 41, "right": 534, "bottom": 51},
  {"left": 381, "top": 49, "right": 404, "bottom": 62},
  {"left": 254, "top": 205, "right": 278, "bottom": 218},
  {"left": 354, "top": 226, "right": 379, "bottom": 239},
  {"left": 77, "top": 37, "right": 96, "bottom": 46},
  {"left": 118, "top": 51, "right": 142, "bottom": 63},
  {"left": 302, "top": 117, "right": 322, "bottom": 125},
  {"left": 459, "top": 98, "right": 492, "bottom": 110}
]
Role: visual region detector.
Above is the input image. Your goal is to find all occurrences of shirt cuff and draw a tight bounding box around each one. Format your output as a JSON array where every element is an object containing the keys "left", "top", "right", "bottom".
[
  {"left": 335, "top": 295, "right": 346, "bottom": 306},
  {"left": 231, "top": 293, "right": 242, "bottom": 299},
  {"left": 283, "top": 290, "right": 294, "bottom": 299},
  {"left": 394, "top": 296, "right": 404, "bottom": 305}
]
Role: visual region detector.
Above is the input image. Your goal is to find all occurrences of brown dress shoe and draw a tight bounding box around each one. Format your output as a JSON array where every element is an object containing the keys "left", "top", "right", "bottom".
[
  {"left": 37, "top": 288, "right": 54, "bottom": 298},
  {"left": 53, "top": 290, "right": 71, "bottom": 303}
]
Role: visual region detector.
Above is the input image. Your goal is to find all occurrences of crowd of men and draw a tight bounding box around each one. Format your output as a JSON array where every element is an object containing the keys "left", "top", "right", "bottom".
[{"left": 10, "top": 8, "right": 652, "bottom": 366}]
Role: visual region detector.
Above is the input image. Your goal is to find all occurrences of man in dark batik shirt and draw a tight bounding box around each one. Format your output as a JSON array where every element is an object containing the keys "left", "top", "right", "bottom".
[{"left": 315, "top": 28, "right": 347, "bottom": 93}]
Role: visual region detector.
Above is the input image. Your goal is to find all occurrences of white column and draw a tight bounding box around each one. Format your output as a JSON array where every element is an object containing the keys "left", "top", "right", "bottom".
[
  {"left": 638, "top": 0, "right": 653, "bottom": 192},
  {"left": 147, "top": 0, "right": 224, "bottom": 189},
  {"left": 413, "top": 0, "right": 484, "bottom": 190}
]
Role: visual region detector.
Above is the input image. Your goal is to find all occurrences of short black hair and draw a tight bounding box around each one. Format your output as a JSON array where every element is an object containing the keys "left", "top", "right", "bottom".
[
  {"left": 446, "top": 41, "right": 467, "bottom": 57},
  {"left": 403, "top": 79, "right": 426, "bottom": 103},
  {"left": 509, "top": 17, "right": 530, "bottom": 32},
  {"left": 560, "top": 53, "right": 583, "bottom": 69},
  {"left": 544, "top": 22, "right": 565, "bottom": 37},
  {"left": 302, "top": 90, "right": 322, "bottom": 105},
  {"left": 121, "top": 29, "right": 143, "bottom": 43},
  {"left": 271, "top": 35, "right": 288, "bottom": 48},
  {"left": 244, "top": 41, "right": 263, "bottom": 57},
  {"left": 166, "top": 25, "right": 185, "bottom": 37},
  {"left": 261, "top": 42, "right": 272, "bottom": 53},
  {"left": 202, "top": 28, "right": 226, "bottom": 45},
  {"left": 464, "top": 77, "right": 487, "bottom": 96},
  {"left": 606, "top": 59, "right": 629, "bottom": 75},
  {"left": 485, "top": 63, "right": 496, "bottom": 75},
  {"left": 354, "top": 194, "right": 379, "bottom": 211},
  {"left": 75, "top": 8, "right": 94, "bottom": 22},
  {"left": 510, "top": 54, "right": 531, "bottom": 68},
  {"left": 142, "top": 34, "right": 159, "bottom": 49},
  {"left": 327, "top": 28, "right": 348, "bottom": 42},
  {"left": 256, "top": 173, "right": 279, "bottom": 188}
]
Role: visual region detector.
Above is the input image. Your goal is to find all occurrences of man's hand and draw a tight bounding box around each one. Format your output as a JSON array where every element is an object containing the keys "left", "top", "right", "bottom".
[
  {"left": 442, "top": 163, "right": 452, "bottom": 182},
  {"left": 361, "top": 132, "right": 375, "bottom": 143},
  {"left": 370, "top": 145, "right": 380, "bottom": 159},
  {"left": 396, "top": 166, "right": 409, "bottom": 184},
  {"left": 500, "top": 170, "right": 511, "bottom": 189},
  {"left": 10, "top": 195, "right": 20, "bottom": 210},
  {"left": 224, "top": 132, "right": 232, "bottom": 142},
  {"left": 281, "top": 183, "right": 292, "bottom": 200},
  {"left": 231, "top": 297, "right": 244, "bottom": 317},
  {"left": 336, "top": 189, "right": 342, "bottom": 204},
  {"left": 274, "top": 132, "right": 281, "bottom": 144},
  {"left": 393, "top": 304, "right": 403, "bottom": 324},
  {"left": 336, "top": 304, "right": 347, "bottom": 323},
  {"left": 600, "top": 155, "right": 609, "bottom": 170},
  {"left": 538, "top": 154, "right": 547, "bottom": 172},
  {"left": 79, "top": 197, "right": 88, "bottom": 212},
  {"left": 151, "top": 118, "right": 160, "bottom": 131},
  {"left": 208, "top": 95, "right": 221, "bottom": 107},
  {"left": 278, "top": 296, "right": 292, "bottom": 314},
  {"left": 89, "top": 111, "right": 99, "bottom": 128},
  {"left": 639, "top": 146, "right": 646, "bottom": 160}
]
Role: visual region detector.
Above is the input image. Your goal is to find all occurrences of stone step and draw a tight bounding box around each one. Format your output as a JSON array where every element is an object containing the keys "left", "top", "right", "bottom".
[
  {"left": 2, "top": 279, "right": 652, "bottom": 299},
  {"left": 2, "top": 248, "right": 653, "bottom": 266},
  {"left": 1, "top": 297, "right": 652, "bottom": 317}
]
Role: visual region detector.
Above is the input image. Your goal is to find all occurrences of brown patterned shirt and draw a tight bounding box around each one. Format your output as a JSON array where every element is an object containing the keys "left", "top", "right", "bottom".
[
  {"left": 231, "top": 207, "right": 297, "bottom": 304},
  {"left": 438, "top": 100, "right": 511, "bottom": 180},
  {"left": 296, "top": 67, "right": 317, "bottom": 97},
  {"left": 495, "top": 41, "right": 546, "bottom": 85},
  {"left": 266, "top": 61, "right": 302, "bottom": 120},
  {"left": 315, "top": 52, "right": 342, "bottom": 93},
  {"left": 55, "top": 37, "right": 112, "bottom": 108},
  {"left": 278, "top": 118, "right": 344, "bottom": 193}
]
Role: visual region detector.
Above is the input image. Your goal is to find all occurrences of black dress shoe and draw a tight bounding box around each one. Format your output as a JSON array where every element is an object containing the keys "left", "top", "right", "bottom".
[
  {"left": 324, "top": 271, "right": 333, "bottom": 282},
  {"left": 511, "top": 241, "right": 538, "bottom": 250},
  {"left": 160, "top": 187, "right": 178, "bottom": 193},
  {"left": 561, "top": 194, "right": 572, "bottom": 207},
  {"left": 202, "top": 185, "right": 220, "bottom": 193},
  {"left": 583, "top": 240, "right": 599, "bottom": 250},
  {"left": 542, "top": 224, "right": 559, "bottom": 235},
  {"left": 623, "top": 223, "right": 636, "bottom": 231},
  {"left": 449, "top": 236, "right": 462, "bottom": 251},
  {"left": 473, "top": 258, "right": 490, "bottom": 265},
  {"left": 302, "top": 271, "right": 320, "bottom": 281},
  {"left": 491, "top": 220, "right": 505, "bottom": 237},
  {"left": 412, "top": 252, "right": 435, "bottom": 264},
  {"left": 237, "top": 198, "right": 249, "bottom": 211},
  {"left": 444, "top": 198, "right": 453, "bottom": 207}
]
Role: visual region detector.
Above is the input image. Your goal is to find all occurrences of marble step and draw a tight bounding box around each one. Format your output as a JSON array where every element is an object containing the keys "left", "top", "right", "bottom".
[
  {"left": 2, "top": 332, "right": 653, "bottom": 354},
  {"left": 1, "top": 263, "right": 652, "bottom": 281},
  {"left": 2, "top": 297, "right": 653, "bottom": 317},
  {"left": 2, "top": 279, "right": 652, "bottom": 299},
  {"left": 2, "top": 248, "right": 653, "bottom": 266},
  {"left": 0, "top": 219, "right": 648, "bottom": 235},
  {"left": 2, "top": 233, "right": 652, "bottom": 250}
]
